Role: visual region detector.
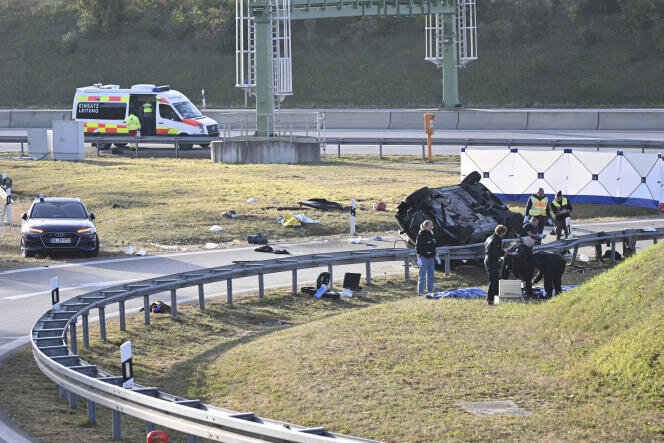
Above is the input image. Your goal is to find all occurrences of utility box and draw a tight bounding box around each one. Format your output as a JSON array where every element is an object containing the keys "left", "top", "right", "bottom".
[
  {"left": 499, "top": 280, "right": 523, "bottom": 301},
  {"left": 27, "top": 128, "right": 50, "bottom": 159},
  {"left": 49, "top": 120, "right": 84, "bottom": 161}
]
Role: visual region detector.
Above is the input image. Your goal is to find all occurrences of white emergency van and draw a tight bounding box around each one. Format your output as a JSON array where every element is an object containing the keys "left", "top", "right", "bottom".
[{"left": 72, "top": 84, "right": 219, "bottom": 149}]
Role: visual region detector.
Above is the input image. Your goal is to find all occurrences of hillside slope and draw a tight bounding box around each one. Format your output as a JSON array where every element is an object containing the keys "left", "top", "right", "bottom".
[
  {"left": 1, "top": 0, "right": 664, "bottom": 108},
  {"left": 190, "top": 243, "right": 664, "bottom": 441}
]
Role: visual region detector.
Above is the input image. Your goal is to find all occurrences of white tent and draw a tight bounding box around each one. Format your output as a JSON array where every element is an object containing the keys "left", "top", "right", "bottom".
[{"left": 460, "top": 148, "right": 664, "bottom": 210}]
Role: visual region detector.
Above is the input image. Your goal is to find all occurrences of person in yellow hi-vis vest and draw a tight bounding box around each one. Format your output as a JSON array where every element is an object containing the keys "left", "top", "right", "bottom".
[
  {"left": 126, "top": 113, "right": 141, "bottom": 149},
  {"left": 524, "top": 188, "right": 551, "bottom": 235}
]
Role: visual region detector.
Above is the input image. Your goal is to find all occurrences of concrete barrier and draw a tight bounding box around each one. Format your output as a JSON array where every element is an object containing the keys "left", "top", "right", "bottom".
[
  {"left": 526, "top": 111, "right": 599, "bottom": 130},
  {"left": 324, "top": 110, "right": 390, "bottom": 130},
  {"left": 0, "top": 111, "right": 11, "bottom": 128},
  {"left": 457, "top": 109, "right": 528, "bottom": 130},
  {"left": 212, "top": 136, "right": 320, "bottom": 164},
  {"left": 598, "top": 111, "right": 664, "bottom": 130},
  {"left": 10, "top": 110, "right": 71, "bottom": 128},
  {"left": 388, "top": 110, "right": 459, "bottom": 130}
]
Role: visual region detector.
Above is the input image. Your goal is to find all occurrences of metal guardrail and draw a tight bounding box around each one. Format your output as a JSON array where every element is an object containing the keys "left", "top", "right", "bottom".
[
  {"left": 332, "top": 137, "right": 664, "bottom": 159},
  {"left": 30, "top": 228, "right": 663, "bottom": 441},
  {"left": 85, "top": 135, "right": 222, "bottom": 159},
  {"left": 0, "top": 135, "right": 29, "bottom": 156}
]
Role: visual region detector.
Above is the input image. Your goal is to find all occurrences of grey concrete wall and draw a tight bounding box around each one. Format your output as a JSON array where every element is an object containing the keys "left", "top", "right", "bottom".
[
  {"left": 9, "top": 110, "right": 72, "bottom": 128},
  {"left": 457, "top": 110, "right": 528, "bottom": 130},
  {"left": 212, "top": 136, "right": 320, "bottom": 164},
  {"left": 526, "top": 111, "right": 599, "bottom": 130},
  {"left": 598, "top": 111, "right": 664, "bottom": 130},
  {"left": 5, "top": 108, "right": 664, "bottom": 131}
]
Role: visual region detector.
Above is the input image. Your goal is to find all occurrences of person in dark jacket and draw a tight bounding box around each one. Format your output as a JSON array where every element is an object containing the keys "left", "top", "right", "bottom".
[
  {"left": 484, "top": 224, "right": 508, "bottom": 305},
  {"left": 533, "top": 252, "right": 566, "bottom": 298},
  {"left": 416, "top": 220, "right": 437, "bottom": 296}
]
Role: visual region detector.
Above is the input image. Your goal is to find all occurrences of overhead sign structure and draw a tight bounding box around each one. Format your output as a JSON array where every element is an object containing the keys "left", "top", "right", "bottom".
[{"left": 236, "top": 0, "right": 478, "bottom": 136}]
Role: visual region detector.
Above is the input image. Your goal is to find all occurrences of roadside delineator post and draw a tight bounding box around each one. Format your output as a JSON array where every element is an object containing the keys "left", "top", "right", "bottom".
[
  {"left": 350, "top": 199, "right": 356, "bottom": 236},
  {"left": 51, "top": 276, "right": 60, "bottom": 310},
  {"left": 121, "top": 341, "right": 134, "bottom": 388}
]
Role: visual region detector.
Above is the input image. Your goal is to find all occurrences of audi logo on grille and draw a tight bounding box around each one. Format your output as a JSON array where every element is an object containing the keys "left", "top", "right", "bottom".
[{"left": 53, "top": 232, "right": 68, "bottom": 237}]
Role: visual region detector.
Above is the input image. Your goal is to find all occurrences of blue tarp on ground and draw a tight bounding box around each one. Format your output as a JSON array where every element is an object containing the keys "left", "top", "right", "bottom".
[{"left": 423, "top": 286, "right": 579, "bottom": 300}]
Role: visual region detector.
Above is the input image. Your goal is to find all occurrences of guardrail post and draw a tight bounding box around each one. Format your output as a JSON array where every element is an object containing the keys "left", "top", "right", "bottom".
[
  {"left": 291, "top": 269, "right": 297, "bottom": 293},
  {"left": 327, "top": 263, "right": 334, "bottom": 289},
  {"left": 144, "top": 295, "right": 150, "bottom": 325},
  {"left": 119, "top": 300, "right": 126, "bottom": 331},
  {"left": 69, "top": 320, "right": 77, "bottom": 355},
  {"left": 258, "top": 273, "right": 265, "bottom": 298},
  {"left": 112, "top": 410, "right": 121, "bottom": 440},
  {"left": 445, "top": 253, "right": 451, "bottom": 276},
  {"left": 82, "top": 313, "right": 89, "bottom": 349},
  {"left": 365, "top": 261, "right": 371, "bottom": 284},
  {"left": 59, "top": 386, "right": 67, "bottom": 402},
  {"left": 146, "top": 422, "right": 155, "bottom": 434},
  {"left": 421, "top": 144, "right": 426, "bottom": 160},
  {"left": 188, "top": 435, "right": 197, "bottom": 443},
  {"left": 198, "top": 284, "right": 205, "bottom": 310},
  {"left": 379, "top": 139, "right": 383, "bottom": 159},
  {"left": 87, "top": 399, "right": 96, "bottom": 424},
  {"left": 404, "top": 256, "right": 410, "bottom": 280},
  {"left": 99, "top": 307, "right": 106, "bottom": 341},
  {"left": 175, "top": 137, "right": 179, "bottom": 159},
  {"left": 654, "top": 235, "right": 658, "bottom": 245},
  {"left": 571, "top": 245, "right": 579, "bottom": 266},
  {"left": 227, "top": 279, "right": 233, "bottom": 304},
  {"left": 610, "top": 241, "right": 616, "bottom": 263},
  {"left": 337, "top": 138, "right": 341, "bottom": 158},
  {"left": 171, "top": 289, "right": 178, "bottom": 317},
  {"left": 69, "top": 392, "right": 77, "bottom": 409}
]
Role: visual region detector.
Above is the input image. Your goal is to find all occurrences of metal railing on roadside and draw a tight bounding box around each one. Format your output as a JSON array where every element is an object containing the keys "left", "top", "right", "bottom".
[
  {"left": 0, "top": 135, "right": 29, "bottom": 156},
  {"left": 332, "top": 137, "right": 664, "bottom": 159},
  {"left": 30, "top": 228, "right": 663, "bottom": 441},
  {"left": 85, "top": 135, "right": 222, "bottom": 159}
]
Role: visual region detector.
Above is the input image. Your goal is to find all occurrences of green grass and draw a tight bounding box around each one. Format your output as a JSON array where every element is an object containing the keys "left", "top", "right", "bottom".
[
  {"left": 1, "top": 154, "right": 661, "bottom": 271},
  {"left": 0, "top": 250, "right": 651, "bottom": 442},
  {"left": 1, "top": 1, "right": 664, "bottom": 107}
]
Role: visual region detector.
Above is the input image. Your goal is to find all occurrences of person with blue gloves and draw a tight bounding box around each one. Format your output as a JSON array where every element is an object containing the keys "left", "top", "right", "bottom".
[{"left": 416, "top": 220, "right": 437, "bottom": 296}]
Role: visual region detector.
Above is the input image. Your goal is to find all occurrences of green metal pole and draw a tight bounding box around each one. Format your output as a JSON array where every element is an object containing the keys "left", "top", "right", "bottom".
[
  {"left": 441, "top": 11, "right": 459, "bottom": 108},
  {"left": 254, "top": 10, "right": 274, "bottom": 136}
]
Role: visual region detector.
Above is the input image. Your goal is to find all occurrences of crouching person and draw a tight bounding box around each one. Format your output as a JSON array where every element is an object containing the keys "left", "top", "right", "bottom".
[
  {"left": 485, "top": 224, "right": 508, "bottom": 306},
  {"left": 416, "top": 220, "right": 437, "bottom": 296},
  {"left": 502, "top": 236, "right": 536, "bottom": 299},
  {"left": 533, "top": 252, "right": 566, "bottom": 298}
]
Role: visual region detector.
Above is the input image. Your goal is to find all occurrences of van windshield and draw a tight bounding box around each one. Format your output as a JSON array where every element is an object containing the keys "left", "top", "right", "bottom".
[{"left": 173, "top": 101, "right": 202, "bottom": 119}]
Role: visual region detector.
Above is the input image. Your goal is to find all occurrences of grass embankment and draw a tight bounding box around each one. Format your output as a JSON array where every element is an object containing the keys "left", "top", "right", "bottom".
[
  {"left": 1, "top": 154, "right": 661, "bottom": 270},
  {"left": 3, "top": 247, "right": 660, "bottom": 441},
  {"left": 2, "top": 1, "right": 664, "bottom": 107}
]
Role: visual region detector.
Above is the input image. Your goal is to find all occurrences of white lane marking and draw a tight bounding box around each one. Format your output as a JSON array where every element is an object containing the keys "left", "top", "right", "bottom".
[
  {"left": 4, "top": 280, "right": 130, "bottom": 300},
  {"left": 0, "top": 242, "right": 308, "bottom": 276}
]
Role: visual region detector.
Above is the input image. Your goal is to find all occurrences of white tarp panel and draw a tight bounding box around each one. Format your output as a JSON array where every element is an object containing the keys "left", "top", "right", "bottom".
[{"left": 461, "top": 148, "right": 663, "bottom": 210}]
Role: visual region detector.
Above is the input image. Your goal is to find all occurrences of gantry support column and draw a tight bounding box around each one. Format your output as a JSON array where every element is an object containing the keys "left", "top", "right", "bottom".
[
  {"left": 441, "top": 11, "right": 459, "bottom": 108},
  {"left": 254, "top": 8, "right": 274, "bottom": 137}
]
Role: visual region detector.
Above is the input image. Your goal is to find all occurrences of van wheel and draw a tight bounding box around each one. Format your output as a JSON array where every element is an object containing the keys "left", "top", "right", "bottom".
[
  {"left": 178, "top": 135, "right": 193, "bottom": 150},
  {"left": 96, "top": 143, "right": 112, "bottom": 150},
  {"left": 114, "top": 143, "right": 127, "bottom": 148},
  {"left": 199, "top": 144, "right": 210, "bottom": 148}
]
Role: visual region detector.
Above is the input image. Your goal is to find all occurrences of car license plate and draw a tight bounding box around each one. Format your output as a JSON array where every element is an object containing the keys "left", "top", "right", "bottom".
[{"left": 50, "top": 237, "right": 71, "bottom": 244}]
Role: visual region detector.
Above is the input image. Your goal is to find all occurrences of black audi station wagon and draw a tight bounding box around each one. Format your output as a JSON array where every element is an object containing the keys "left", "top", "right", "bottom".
[{"left": 21, "top": 196, "right": 99, "bottom": 257}]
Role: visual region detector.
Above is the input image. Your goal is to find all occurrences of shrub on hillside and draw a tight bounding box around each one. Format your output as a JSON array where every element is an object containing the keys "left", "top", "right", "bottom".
[
  {"left": 60, "top": 30, "right": 79, "bottom": 53},
  {"left": 77, "top": 0, "right": 126, "bottom": 37}
]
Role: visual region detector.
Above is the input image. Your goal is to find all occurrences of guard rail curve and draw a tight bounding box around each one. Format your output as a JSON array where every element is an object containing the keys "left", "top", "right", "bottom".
[{"left": 30, "top": 228, "right": 663, "bottom": 441}]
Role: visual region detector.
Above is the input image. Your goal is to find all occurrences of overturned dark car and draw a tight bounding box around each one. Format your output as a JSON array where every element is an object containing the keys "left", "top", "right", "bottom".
[{"left": 396, "top": 171, "right": 523, "bottom": 247}]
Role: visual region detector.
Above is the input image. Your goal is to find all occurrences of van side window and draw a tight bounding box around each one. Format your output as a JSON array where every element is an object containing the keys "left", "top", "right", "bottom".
[
  {"left": 159, "top": 104, "right": 180, "bottom": 122},
  {"left": 76, "top": 102, "right": 127, "bottom": 120}
]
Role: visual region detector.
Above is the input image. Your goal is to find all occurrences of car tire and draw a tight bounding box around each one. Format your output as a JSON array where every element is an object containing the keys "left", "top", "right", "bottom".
[
  {"left": 178, "top": 134, "right": 193, "bottom": 150},
  {"left": 20, "top": 239, "right": 34, "bottom": 258},
  {"left": 114, "top": 143, "right": 128, "bottom": 148},
  {"left": 86, "top": 234, "right": 100, "bottom": 257},
  {"left": 95, "top": 142, "right": 112, "bottom": 150}
]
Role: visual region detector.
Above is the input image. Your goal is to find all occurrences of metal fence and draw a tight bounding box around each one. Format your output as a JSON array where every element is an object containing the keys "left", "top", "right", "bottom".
[{"left": 30, "top": 228, "right": 663, "bottom": 441}]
